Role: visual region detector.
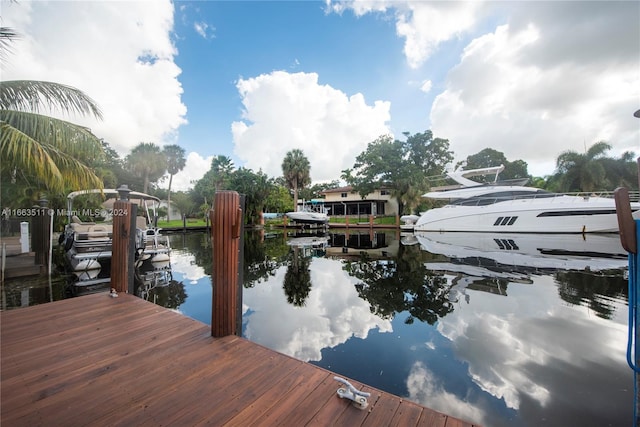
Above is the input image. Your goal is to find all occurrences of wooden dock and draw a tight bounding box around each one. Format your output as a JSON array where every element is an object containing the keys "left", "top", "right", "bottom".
[{"left": 1, "top": 293, "right": 478, "bottom": 426}]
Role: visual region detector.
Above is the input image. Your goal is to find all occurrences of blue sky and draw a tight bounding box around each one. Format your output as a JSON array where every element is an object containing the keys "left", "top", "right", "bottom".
[{"left": 3, "top": 1, "right": 639, "bottom": 190}]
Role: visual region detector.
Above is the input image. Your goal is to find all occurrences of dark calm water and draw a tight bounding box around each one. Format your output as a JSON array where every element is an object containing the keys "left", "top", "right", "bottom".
[{"left": 5, "top": 229, "right": 633, "bottom": 426}]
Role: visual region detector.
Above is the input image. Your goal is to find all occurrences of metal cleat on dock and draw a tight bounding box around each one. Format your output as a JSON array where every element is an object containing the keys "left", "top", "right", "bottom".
[{"left": 334, "top": 376, "right": 370, "bottom": 409}]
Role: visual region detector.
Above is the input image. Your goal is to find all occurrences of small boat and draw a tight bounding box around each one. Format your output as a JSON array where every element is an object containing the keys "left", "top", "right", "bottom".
[
  {"left": 399, "top": 214, "right": 420, "bottom": 231},
  {"left": 414, "top": 164, "right": 640, "bottom": 233},
  {"left": 60, "top": 189, "right": 171, "bottom": 274},
  {"left": 286, "top": 232, "right": 330, "bottom": 248},
  {"left": 286, "top": 231, "right": 330, "bottom": 257},
  {"left": 286, "top": 199, "right": 330, "bottom": 226}
]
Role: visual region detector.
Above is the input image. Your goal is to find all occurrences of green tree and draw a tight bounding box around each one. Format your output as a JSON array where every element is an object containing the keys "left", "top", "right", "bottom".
[
  {"left": 1, "top": 26, "right": 104, "bottom": 197},
  {"left": 281, "top": 149, "right": 311, "bottom": 211},
  {"left": 598, "top": 151, "right": 639, "bottom": 190},
  {"left": 265, "top": 184, "right": 294, "bottom": 214},
  {"left": 554, "top": 141, "right": 611, "bottom": 192},
  {"left": 163, "top": 144, "right": 186, "bottom": 220},
  {"left": 170, "top": 191, "right": 196, "bottom": 218},
  {"left": 298, "top": 181, "right": 340, "bottom": 202},
  {"left": 463, "top": 148, "right": 529, "bottom": 182},
  {"left": 211, "top": 155, "right": 234, "bottom": 192},
  {"left": 86, "top": 140, "right": 135, "bottom": 188},
  {"left": 192, "top": 155, "right": 235, "bottom": 208},
  {"left": 228, "top": 168, "right": 273, "bottom": 224},
  {"left": 1, "top": 78, "right": 105, "bottom": 196},
  {"left": 125, "top": 142, "right": 167, "bottom": 194},
  {"left": 342, "top": 131, "right": 453, "bottom": 215}
]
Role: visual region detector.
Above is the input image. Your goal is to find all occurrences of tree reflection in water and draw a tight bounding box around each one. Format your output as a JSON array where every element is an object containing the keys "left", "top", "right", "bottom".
[
  {"left": 283, "top": 246, "right": 312, "bottom": 306},
  {"left": 344, "top": 242, "right": 453, "bottom": 325},
  {"left": 243, "top": 230, "right": 289, "bottom": 288},
  {"left": 555, "top": 270, "right": 628, "bottom": 320}
]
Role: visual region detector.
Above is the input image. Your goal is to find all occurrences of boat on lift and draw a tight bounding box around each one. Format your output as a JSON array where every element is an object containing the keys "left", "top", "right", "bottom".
[
  {"left": 286, "top": 199, "right": 330, "bottom": 226},
  {"left": 60, "top": 188, "right": 171, "bottom": 277},
  {"left": 414, "top": 164, "right": 640, "bottom": 233}
]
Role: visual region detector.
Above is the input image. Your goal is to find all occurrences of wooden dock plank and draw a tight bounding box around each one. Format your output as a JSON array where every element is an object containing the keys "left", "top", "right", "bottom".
[
  {"left": 223, "top": 362, "right": 314, "bottom": 425},
  {"left": 263, "top": 370, "right": 343, "bottom": 426},
  {"left": 1, "top": 293, "right": 479, "bottom": 427},
  {"left": 248, "top": 367, "right": 331, "bottom": 426},
  {"left": 390, "top": 400, "right": 426, "bottom": 426},
  {"left": 362, "top": 390, "right": 402, "bottom": 426}
]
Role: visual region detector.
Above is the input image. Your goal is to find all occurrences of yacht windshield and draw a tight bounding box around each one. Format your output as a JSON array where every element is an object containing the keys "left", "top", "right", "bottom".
[{"left": 450, "top": 190, "right": 555, "bottom": 206}]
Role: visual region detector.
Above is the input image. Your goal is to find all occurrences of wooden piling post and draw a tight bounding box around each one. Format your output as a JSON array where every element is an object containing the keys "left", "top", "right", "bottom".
[
  {"left": 111, "top": 185, "right": 137, "bottom": 294},
  {"left": 32, "top": 197, "right": 51, "bottom": 269},
  {"left": 210, "top": 191, "right": 243, "bottom": 337}
]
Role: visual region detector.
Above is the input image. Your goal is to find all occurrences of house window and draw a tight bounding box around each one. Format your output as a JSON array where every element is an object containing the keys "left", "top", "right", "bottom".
[
  {"left": 380, "top": 190, "right": 390, "bottom": 195},
  {"left": 341, "top": 193, "right": 347, "bottom": 198}
]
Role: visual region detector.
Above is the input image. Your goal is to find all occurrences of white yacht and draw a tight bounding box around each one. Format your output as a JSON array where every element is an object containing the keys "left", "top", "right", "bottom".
[{"left": 414, "top": 165, "right": 640, "bottom": 233}]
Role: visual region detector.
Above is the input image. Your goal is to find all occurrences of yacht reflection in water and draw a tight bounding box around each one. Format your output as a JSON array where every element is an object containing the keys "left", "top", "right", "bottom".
[{"left": 412, "top": 231, "right": 628, "bottom": 304}]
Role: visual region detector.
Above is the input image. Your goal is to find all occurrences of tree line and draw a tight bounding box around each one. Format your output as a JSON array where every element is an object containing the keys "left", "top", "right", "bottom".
[{"left": 2, "top": 25, "right": 637, "bottom": 224}]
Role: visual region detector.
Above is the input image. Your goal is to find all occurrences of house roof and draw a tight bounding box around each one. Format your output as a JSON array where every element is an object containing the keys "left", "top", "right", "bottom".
[
  {"left": 321, "top": 186, "right": 353, "bottom": 194},
  {"left": 321, "top": 185, "right": 391, "bottom": 194}
]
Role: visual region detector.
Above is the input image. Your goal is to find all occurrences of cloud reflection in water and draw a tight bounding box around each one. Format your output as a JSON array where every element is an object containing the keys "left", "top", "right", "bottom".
[{"left": 243, "top": 258, "right": 392, "bottom": 362}]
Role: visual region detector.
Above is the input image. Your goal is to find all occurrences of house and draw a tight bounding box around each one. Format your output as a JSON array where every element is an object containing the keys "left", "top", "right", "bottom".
[
  {"left": 159, "top": 200, "right": 182, "bottom": 221},
  {"left": 320, "top": 186, "right": 399, "bottom": 217}
]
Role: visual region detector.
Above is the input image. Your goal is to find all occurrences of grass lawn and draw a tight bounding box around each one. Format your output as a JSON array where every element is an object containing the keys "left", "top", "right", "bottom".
[
  {"left": 157, "top": 218, "right": 207, "bottom": 228},
  {"left": 160, "top": 215, "right": 400, "bottom": 229}
]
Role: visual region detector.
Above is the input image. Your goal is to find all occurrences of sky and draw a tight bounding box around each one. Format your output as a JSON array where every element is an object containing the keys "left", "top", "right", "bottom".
[{"left": 2, "top": 0, "right": 639, "bottom": 191}]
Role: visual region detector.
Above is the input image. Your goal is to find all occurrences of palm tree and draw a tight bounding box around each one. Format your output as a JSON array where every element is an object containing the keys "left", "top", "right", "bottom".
[
  {"left": 555, "top": 141, "right": 611, "bottom": 192},
  {"left": 211, "top": 155, "right": 234, "bottom": 192},
  {"left": 163, "top": 144, "right": 186, "bottom": 220},
  {"left": 281, "top": 149, "right": 311, "bottom": 211},
  {"left": 125, "top": 142, "right": 167, "bottom": 194},
  {"left": 1, "top": 27, "right": 105, "bottom": 197}
]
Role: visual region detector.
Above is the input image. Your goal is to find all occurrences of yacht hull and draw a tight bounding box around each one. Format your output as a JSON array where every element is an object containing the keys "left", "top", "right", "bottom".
[{"left": 414, "top": 197, "right": 640, "bottom": 233}]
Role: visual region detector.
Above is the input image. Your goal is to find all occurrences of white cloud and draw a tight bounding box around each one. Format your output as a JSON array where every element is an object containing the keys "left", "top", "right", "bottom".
[
  {"left": 194, "top": 21, "right": 215, "bottom": 39},
  {"left": 431, "top": 5, "right": 640, "bottom": 175},
  {"left": 328, "top": 1, "right": 482, "bottom": 68},
  {"left": 2, "top": 1, "right": 187, "bottom": 157},
  {"left": 160, "top": 152, "right": 213, "bottom": 192},
  {"left": 331, "top": 2, "right": 639, "bottom": 178},
  {"left": 420, "top": 79, "right": 432, "bottom": 94},
  {"left": 395, "top": 2, "right": 481, "bottom": 68},
  {"left": 428, "top": 2, "right": 640, "bottom": 177},
  {"left": 231, "top": 71, "right": 391, "bottom": 183}
]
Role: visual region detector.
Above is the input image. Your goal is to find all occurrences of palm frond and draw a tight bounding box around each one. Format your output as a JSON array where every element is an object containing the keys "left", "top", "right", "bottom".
[
  {"left": 0, "top": 27, "right": 19, "bottom": 63},
  {"left": 0, "top": 80, "right": 103, "bottom": 119},
  {"left": 0, "top": 122, "right": 103, "bottom": 192},
  {"left": 0, "top": 110, "right": 104, "bottom": 159}
]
